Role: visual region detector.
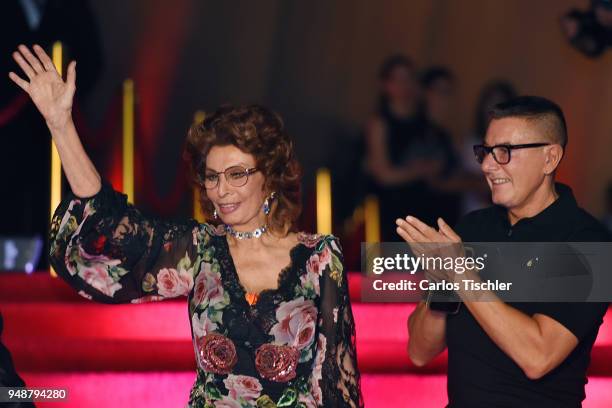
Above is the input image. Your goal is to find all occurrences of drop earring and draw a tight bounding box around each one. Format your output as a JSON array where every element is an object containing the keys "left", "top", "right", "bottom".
[
  {"left": 213, "top": 208, "right": 218, "bottom": 219},
  {"left": 263, "top": 192, "right": 276, "bottom": 215}
]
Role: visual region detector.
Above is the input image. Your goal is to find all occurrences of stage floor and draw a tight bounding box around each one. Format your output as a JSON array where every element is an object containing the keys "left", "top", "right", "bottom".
[{"left": 2, "top": 272, "right": 611, "bottom": 407}]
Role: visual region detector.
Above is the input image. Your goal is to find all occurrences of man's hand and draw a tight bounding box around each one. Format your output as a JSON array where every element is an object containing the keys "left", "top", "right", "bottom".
[{"left": 396, "top": 215, "right": 465, "bottom": 282}]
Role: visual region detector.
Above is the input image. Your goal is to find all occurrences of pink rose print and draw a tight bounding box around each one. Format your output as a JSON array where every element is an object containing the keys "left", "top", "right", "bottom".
[
  {"left": 255, "top": 344, "right": 299, "bottom": 382},
  {"left": 213, "top": 396, "right": 242, "bottom": 408},
  {"left": 193, "top": 262, "right": 225, "bottom": 306},
  {"left": 299, "top": 269, "right": 320, "bottom": 296},
  {"left": 271, "top": 297, "right": 317, "bottom": 350},
  {"left": 223, "top": 374, "right": 263, "bottom": 401},
  {"left": 67, "top": 246, "right": 121, "bottom": 276},
  {"left": 306, "top": 246, "right": 332, "bottom": 276},
  {"left": 196, "top": 333, "right": 237, "bottom": 375},
  {"left": 157, "top": 267, "right": 193, "bottom": 297},
  {"left": 193, "top": 264, "right": 210, "bottom": 303},
  {"left": 191, "top": 311, "right": 218, "bottom": 338},
  {"left": 78, "top": 264, "right": 122, "bottom": 297}
]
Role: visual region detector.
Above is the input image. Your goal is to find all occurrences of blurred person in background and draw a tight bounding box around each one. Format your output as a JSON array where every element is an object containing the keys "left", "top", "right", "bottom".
[
  {"left": 561, "top": 0, "right": 612, "bottom": 58},
  {"left": 419, "top": 66, "right": 462, "bottom": 226},
  {"left": 420, "top": 66, "right": 455, "bottom": 130},
  {"left": 364, "top": 55, "right": 457, "bottom": 241}
]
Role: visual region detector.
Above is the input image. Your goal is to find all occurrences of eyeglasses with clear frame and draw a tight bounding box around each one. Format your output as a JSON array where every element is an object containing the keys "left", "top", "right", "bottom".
[
  {"left": 473, "top": 143, "right": 551, "bottom": 165},
  {"left": 199, "top": 165, "right": 259, "bottom": 189}
]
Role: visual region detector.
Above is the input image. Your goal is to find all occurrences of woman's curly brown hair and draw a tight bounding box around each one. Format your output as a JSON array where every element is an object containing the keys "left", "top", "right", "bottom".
[{"left": 183, "top": 105, "right": 302, "bottom": 235}]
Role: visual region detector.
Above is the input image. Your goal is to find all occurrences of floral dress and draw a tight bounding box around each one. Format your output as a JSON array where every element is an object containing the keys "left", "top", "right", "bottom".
[{"left": 48, "top": 180, "right": 363, "bottom": 408}]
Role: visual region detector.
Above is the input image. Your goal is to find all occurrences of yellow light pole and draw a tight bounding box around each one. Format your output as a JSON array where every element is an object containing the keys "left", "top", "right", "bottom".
[
  {"left": 193, "top": 110, "right": 206, "bottom": 222},
  {"left": 122, "top": 79, "right": 135, "bottom": 203},
  {"left": 364, "top": 195, "right": 380, "bottom": 243},
  {"left": 364, "top": 195, "right": 381, "bottom": 277},
  {"left": 49, "top": 41, "right": 63, "bottom": 277},
  {"left": 316, "top": 168, "right": 332, "bottom": 234}
]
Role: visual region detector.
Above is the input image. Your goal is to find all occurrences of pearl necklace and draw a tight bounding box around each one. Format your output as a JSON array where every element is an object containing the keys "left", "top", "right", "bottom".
[{"left": 225, "top": 224, "right": 268, "bottom": 239}]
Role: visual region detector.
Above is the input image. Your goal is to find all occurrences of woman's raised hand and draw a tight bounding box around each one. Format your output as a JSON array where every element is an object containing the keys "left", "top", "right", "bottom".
[{"left": 8, "top": 44, "right": 76, "bottom": 130}]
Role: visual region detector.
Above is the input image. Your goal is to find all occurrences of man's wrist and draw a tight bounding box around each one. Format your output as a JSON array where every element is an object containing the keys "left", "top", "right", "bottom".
[{"left": 454, "top": 267, "right": 481, "bottom": 301}]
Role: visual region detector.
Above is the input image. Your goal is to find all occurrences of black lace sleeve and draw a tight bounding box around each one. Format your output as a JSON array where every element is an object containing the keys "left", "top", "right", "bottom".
[
  {"left": 48, "top": 180, "right": 207, "bottom": 304},
  {"left": 317, "top": 236, "right": 364, "bottom": 407}
]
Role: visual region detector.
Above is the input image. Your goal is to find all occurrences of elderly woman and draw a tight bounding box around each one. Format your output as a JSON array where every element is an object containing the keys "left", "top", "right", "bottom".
[{"left": 9, "top": 44, "right": 363, "bottom": 408}]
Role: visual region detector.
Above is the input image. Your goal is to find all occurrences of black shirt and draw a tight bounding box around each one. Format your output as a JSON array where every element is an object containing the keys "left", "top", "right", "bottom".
[{"left": 446, "top": 183, "right": 611, "bottom": 408}]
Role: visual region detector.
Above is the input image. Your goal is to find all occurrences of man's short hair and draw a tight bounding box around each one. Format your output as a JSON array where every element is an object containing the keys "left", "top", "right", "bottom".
[{"left": 489, "top": 96, "right": 568, "bottom": 149}]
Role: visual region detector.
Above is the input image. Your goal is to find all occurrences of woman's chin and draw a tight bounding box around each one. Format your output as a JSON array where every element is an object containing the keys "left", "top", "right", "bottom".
[
  {"left": 220, "top": 215, "right": 251, "bottom": 228},
  {"left": 220, "top": 216, "right": 240, "bottom": 226}
]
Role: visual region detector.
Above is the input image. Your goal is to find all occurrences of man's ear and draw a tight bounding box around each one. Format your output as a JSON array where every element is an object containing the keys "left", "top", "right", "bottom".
[{"left": 544, "top": 144, "right": 563, "bottom": 175}]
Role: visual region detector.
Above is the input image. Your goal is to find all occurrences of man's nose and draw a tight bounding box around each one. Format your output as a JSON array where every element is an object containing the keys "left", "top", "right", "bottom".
[{"left": 481, "top": 150, "right": 500, "bottom": 172}]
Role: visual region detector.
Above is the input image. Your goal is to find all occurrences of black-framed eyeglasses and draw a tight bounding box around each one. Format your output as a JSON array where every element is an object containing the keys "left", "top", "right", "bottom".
[
  {"left": 199, "top": 165, "right": 259, "bottom": 189},
  {"left": 473, "top": 143, "right": 551, "bottom": 165}
]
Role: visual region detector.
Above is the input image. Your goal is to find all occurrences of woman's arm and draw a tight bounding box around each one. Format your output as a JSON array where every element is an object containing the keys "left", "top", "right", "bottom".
[
  {"left": 315, "top": 237, "right": 363, "bottom": 408},
  {"left": 48, "top": 181, "right": 205, "bottom": 303},
  {"left": 9, "top": 44, "right": 100, "bottom": 197},
  {"left": 10, "top": 45, "right": 207, "bottom": 303}
]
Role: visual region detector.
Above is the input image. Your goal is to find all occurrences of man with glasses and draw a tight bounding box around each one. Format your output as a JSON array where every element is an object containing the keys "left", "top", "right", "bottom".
[{"left": 401, "top": 96, "right": 610, "bottom": 407}]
